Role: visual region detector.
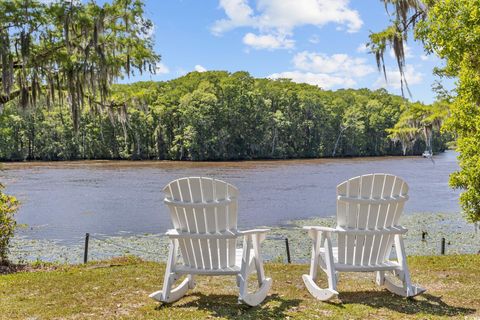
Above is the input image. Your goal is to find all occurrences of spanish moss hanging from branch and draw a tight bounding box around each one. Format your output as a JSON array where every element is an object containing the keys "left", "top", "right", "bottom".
[
  {"left": 0, "top": 0, "right": 160, "bottom": 130},
  {"left": 367, "top": 0, "right": 427, "bottom": 97}
]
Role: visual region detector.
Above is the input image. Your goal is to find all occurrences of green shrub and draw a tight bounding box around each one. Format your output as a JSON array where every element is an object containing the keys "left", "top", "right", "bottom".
[{"left": 0, "top": 183, "right": 18, "bottom": 263}]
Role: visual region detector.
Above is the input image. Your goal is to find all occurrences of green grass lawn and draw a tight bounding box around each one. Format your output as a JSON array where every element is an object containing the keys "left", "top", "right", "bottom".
[{"left": 1, "top": 255, "right": 479, "bottom": 319}]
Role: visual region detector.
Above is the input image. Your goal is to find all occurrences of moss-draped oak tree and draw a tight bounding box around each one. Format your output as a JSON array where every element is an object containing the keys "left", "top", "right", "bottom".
[
  {"left": 0, "top": 0, "right": 160, "bottom": 130},
  {"left": 0, "top": 0, "right": 159, "bottom": 261}
]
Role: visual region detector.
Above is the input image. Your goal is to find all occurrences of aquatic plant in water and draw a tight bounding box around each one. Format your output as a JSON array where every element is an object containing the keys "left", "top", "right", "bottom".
[{"left": 8, "top": 212, "right": 479, "bottom": 264}]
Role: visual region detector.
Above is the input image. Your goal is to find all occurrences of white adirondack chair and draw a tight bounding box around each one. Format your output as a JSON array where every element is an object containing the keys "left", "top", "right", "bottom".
[
  {"left": 149, "top": 177, "right": 272, "bottom": 306},
  {"left": 303, "top": 173, "right": 425, "bottom": 301}
]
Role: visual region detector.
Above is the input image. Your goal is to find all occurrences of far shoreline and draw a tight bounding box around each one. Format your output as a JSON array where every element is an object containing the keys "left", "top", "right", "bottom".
[{"left": 1, "top": 151, "right": 451, "bottom": 170}]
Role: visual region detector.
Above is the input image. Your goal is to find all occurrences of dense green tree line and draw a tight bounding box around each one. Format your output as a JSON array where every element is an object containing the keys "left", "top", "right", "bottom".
[{"left": 0, "top": 71, "right": 447, "bottom": 161}]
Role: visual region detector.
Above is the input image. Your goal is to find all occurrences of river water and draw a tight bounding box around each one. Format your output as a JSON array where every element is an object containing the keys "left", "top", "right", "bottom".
[{"left": 1, "top": 151, "right": 460, "bottom": 242}]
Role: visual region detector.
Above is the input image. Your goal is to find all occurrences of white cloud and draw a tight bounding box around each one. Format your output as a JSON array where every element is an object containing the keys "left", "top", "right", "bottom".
[
  {"left": 212, "top": 0, "right": 255, "bottom": 35},
  {"left": 269, "top": 71, "right": 355, "bottom": 89},
  {"left": 194, "top": 65, "right": 207, "bottom": 72},
  {"left": 293, "top": 51, "right": 375, "bottom": 78},
  {"left": 213, "top": 0, "right": 363, "bottom": 50},
  {"left": 389, "top": 43, "right": 413, "bottom": 59},
  {"left": 155, "top": 62, "right": 170, "bottom": 74},
  {"left": 420, "top": 54, "right": 429, "bottom": 61},
  {"left": 356, "top": 42, "right": 368, "bottom": 53},
  {"left": 268, "top": 51, "right": 375, "bottom": 89},
  {"left": 243, "top": 32, "right": 294, "bottom": 50},
  {"left": 374, "top": 65, "right": 423, "bottom": 90},
  {"left": 256, "top": 0, "right": 362, "bottom": 33}
]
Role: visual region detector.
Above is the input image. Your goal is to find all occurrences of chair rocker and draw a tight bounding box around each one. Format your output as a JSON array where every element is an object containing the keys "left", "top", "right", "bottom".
[
  {"left": 303, "top": 173, "right": 426, "bottom": 301},
  {"left": 149, "top": 177, "right": 272, "bottom": 306}
]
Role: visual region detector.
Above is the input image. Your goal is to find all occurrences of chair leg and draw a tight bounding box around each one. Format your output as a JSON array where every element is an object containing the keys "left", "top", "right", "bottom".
[
  {"left": 308, "top": 230, "right": 321, "bottom": 281},
  {"left": 324, "top": 236, "right": 338, "bottom": 293},
  {"left": 383, "top": 235, "right": 425, "bottom": 297},
  {"left": 188, "top": 274, "right": 196, "bottom": 289},
  {"left": 149, "top": 240, "right": 191, "bottom": 303},
  {"left": 238, "top": 235, "right": 252, "bottom": 300},
  {"left": 376, "top": 271, "right": 385, "bottom": 286},
  {"left": 238, "top": 234, "right": 272, "bottom": 307},
  {"left": 303, "top": 231, "right": 338, "bottom": 301}
]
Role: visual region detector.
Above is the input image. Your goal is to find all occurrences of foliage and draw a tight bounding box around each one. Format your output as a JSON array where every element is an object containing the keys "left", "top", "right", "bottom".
[
  {"left": 0, "top": 72, "right": 447, "bottom": 161},
  {"left": 370, "top": 0, "right": 480, "bottom": 223},
  {"left": 417, "top": 0, "right": 480, "bottom": 223},
  {"left": 0, "top": 0, "right": 159, "bottom": 129},
  {"left": 387, "top": 101, "right": 450, "bottom": 155},
  {"left": 0, "top": 183, "right": 18, "bottom": 263}
]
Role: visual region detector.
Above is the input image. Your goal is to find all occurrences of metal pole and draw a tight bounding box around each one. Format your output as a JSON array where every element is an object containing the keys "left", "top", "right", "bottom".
[
  {"left": 441, "top": 237, "right": 446, "bottom": 255},
  {"left": 84, "top": 233, "right": 90, "bottom": 263},
  {"left": 285, "top": 237, "right": 291, "bottom": 264}
]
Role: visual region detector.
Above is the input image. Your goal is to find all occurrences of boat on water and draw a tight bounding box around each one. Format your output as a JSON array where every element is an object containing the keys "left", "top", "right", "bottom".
[{"left": 422, "top": 150, "right": 433, "bottom": 158}]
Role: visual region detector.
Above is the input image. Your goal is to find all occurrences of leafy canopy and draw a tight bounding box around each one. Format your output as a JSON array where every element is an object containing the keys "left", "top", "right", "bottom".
[{"left": 0, "top": 0, "right": 160, "bottom": 129}]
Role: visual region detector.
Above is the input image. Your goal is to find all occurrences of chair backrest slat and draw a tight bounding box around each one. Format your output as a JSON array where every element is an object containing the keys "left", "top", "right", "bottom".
[
  {"left": 163, "top": 177, "right": 239, "bottom": 270},
  {"left": 364, "top": 178, "right": 379, "bottom": 265},
  {"left": 336, "top": 174, "right": 408, "bottom": 267},
  {"left": 336, "top": 182, "right": 347, "bottom": 264},
  {"left": 355, "top": 175, "right": 373, "bottom": 266}
]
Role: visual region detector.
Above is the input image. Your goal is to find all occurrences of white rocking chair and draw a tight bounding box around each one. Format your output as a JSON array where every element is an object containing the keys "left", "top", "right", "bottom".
[
  {"left": 149, "top": 177, "right": 272, "bottom": 306},
  {"left": 303, "top": 173, "right": 426, "bottom": 301}
]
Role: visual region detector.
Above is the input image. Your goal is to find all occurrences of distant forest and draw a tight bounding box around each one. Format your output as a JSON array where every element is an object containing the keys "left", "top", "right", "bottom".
[{"left": 0, "top": 71, "right": 448, "bottom": 161}]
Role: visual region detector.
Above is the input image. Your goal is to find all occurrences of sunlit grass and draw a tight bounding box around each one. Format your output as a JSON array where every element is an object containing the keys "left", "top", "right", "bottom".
[{"left": 1, "top": 255, "right": 479, "bottom": 319}]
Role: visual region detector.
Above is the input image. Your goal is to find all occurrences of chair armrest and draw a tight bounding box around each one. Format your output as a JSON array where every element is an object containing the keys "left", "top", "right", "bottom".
[
  {"left": 303, "top": 225, "right": 408, "bottom": 235},
  {"left": 238, "top": 228, "right": 270, "bottom": 235},
  {"left": 303, "top": 226, "right": 337, "bottom": 233},
  {"left": 165, "top": 229, "right": 237, "bottom": 239},
  {"left": 303, "top": 226, "right": 336, "bottom": 241},
  {"left": 165, "top": 229, "right": 180, "bottom": 237},
  {"left": 336, "top": 226, "right": 408, "bottom": 235},
  {"left": 239, "top": 229, "right": 270, "bottom": 244}
]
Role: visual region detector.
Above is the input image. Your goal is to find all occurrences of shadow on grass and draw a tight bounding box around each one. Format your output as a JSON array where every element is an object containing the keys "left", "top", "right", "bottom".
[
  {"left": 155, "top": 293, "right": 301, "bottom": 319},
  {"left": 332, "top": 291, "right": 476, "bottom": 317}
]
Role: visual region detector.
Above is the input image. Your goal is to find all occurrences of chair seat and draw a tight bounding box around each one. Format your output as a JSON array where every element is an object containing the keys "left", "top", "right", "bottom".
[
  {"left": 319, "top": 247, "right": 401, "bottom": 272},
  {"left": 174, "top": 248, "right": 244, "bottom": 275}
]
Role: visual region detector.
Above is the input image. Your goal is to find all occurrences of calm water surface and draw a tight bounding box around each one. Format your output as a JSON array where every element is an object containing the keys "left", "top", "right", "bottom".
[{"left": 1, "top": 151, "right": 460, "bottom": 241}]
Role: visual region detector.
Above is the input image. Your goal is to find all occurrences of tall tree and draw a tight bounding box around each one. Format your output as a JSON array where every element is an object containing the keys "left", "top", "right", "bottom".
[
  {"left": 369, "top": 0, "right": 480, "bottom": 223},
  {"left": 0, "top": 0, "right": 160, "bottom": 130}
]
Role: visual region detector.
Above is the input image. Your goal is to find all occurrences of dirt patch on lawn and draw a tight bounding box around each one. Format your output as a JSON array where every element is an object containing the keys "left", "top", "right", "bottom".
[{"left": 0, "top": 261, "right": 58, "bottom": 275}]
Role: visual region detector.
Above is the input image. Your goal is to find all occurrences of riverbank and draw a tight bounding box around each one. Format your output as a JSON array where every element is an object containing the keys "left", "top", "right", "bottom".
[
  {"left": 1, "top": 255, "right": 479, "bottom": 319},
  {"left": 9, "top": 211, "right": 479, "bottom": 264}
]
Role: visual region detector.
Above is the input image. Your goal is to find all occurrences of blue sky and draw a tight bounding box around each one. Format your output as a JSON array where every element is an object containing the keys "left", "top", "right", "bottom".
[{"left": 123, "top": 0, "right": 454, "bottom": 104}]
